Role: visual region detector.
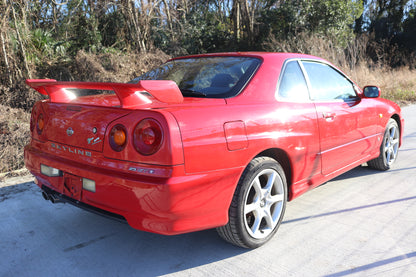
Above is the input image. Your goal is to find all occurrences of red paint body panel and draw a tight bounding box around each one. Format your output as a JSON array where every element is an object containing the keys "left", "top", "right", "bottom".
[
  {"left": 315, "top": 99, "right": 379, "bottom": 175},
  {"left": 24, "top": 52, "right": 403, "bottom": 235}
]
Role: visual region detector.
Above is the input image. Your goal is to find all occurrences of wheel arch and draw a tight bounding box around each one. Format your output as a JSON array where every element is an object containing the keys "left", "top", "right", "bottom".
[{"left": 255, "top": 148, "right": 293, "bottom": 199}]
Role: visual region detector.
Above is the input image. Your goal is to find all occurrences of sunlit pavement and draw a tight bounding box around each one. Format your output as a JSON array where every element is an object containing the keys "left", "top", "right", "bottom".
[{"left": 1, "top": 105, "right": 416, "bottom": 277}]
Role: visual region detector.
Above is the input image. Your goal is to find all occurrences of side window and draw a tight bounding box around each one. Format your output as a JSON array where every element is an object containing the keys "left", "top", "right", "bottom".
[
  {"left": 302, "top": 61, "right": 357, "bottom": 101},
  {"left": 278, "top": 61, "right": 309, "bottom": 101}
]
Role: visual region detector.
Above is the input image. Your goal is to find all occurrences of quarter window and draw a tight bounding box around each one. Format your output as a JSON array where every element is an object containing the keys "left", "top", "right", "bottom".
[
  {"left": 278, "top": 61, "right": 309, "bottom": 101},
  {"left": 302, "top": 61, "right": 357, "bottom": 101}
]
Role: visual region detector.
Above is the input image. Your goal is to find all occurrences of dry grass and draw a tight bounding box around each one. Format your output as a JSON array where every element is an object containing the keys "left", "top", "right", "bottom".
[
  {"left": 346, "top": 64, "right": 416, "bottom": 105},
  {"left": 0, "top": 104, "right": 30, "bottom": 175},
  {"left": 72, "top": 49, "right": 170, "bottom": 82}
]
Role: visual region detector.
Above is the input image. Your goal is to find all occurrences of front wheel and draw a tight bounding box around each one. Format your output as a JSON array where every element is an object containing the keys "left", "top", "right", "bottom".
[
  {"left": 368, "top": 118, "right": 400, "bottom": 171},
  {"left": 217, "top": 157, "right": 287, "bottom": 248}
]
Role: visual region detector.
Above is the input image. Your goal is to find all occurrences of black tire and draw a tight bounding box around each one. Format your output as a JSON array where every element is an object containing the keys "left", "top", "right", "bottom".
[
  {"left": 368, "top": 118, "right": 400, "bottom": 171},
  {"left": 217, "top": 157, "right": 287, "bottom": 248}
]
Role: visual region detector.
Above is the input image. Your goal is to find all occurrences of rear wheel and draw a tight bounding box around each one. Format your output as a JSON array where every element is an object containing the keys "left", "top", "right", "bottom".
[
  {"left": 217, "top": 157, "right": 287, "bottom": 248},
  {"left": 368, "top": 118, "right": 400, "bottom": 171}
]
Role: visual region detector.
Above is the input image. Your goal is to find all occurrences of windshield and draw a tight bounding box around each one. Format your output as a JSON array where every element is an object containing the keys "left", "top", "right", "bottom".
[{"left": 129, "top": 56, "right": 261, "bottom": 98}]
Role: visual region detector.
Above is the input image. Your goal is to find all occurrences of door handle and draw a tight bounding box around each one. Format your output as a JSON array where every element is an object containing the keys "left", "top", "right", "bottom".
[{"left": 322, "top": 112, "right": 336, "bottom": 120}]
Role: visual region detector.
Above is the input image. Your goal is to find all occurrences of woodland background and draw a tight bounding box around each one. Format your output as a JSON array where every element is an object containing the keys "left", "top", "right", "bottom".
[{"left": 1, "top": 0, "right": 416, "bottom": 175}]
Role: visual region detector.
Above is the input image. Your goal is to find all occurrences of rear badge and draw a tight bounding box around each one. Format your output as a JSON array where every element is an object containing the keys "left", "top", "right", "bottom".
[
  {"left": 50, "top": 143, "right": 92, "bottom": 157},
  {"left": 87, "top": 137, "right": 102, "bottom": 145},
  {"left": 66, "top": 127, "right": 74, "bottom": 136},
  {"left": 128, "top": 167, "right": 155, "bottom": 174}
]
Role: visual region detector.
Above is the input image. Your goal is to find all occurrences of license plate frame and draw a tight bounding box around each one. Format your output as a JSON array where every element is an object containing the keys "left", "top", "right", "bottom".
[{"left": 63, "top": 172, "right": 82, "bottom": 201}]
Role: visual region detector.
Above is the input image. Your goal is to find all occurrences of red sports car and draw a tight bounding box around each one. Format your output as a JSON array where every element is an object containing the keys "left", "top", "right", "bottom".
[{"left": 25, "top": 52, "right": 403, "bottom": 248}]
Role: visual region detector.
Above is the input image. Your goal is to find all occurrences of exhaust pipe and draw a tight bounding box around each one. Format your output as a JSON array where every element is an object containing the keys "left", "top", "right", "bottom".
[
  {"left": 41, "top": 190, "right": 62, "bottom": 204},
  {"left": 49, "top": 193, "right": 62, "bottom": 204},
  {"left": 42, "top": 191, "right": 50, "bottom": 201}
]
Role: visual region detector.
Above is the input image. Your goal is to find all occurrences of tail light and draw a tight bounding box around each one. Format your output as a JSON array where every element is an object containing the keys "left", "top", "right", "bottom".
[
  {"left": 109, "top": 124, "right": 127, "bottom": 151},
  {"left": 36, "top": 114, "right": 45, "bottom": 134},
  {"left": 133, "top": 118, "right": 163, "bottom": 156}
]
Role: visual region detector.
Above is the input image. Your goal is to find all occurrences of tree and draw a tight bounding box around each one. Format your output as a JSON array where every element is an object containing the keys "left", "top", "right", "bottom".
[{"left": 259, "top": 0, "right": 363, "bottom": 47}]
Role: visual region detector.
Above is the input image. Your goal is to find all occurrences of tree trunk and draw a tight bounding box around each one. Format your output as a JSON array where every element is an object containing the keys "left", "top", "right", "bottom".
[
  {"left": 162, "top": 0, "right": 175, "bottom": 40},
  {"left": 12, "top": 5, "right": 32, "bottom": 79},
  {"left": 120, "top": 0, "right": 147, "bottom": 53},
  {"left": 1, "top": 32, "right": 13, "bottom": 85},
  {"left": 233, "top": 0, "right": 241, "bottom": 41}
]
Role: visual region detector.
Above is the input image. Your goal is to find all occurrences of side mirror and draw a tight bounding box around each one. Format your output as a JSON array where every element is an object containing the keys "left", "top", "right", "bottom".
[{"left": 363, "top": 86, "right": 380, "bottom": 98}]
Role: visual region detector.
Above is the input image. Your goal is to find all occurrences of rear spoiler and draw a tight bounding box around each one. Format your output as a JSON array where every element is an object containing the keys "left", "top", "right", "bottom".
[{"left": 26, "top": 79, "right": 184, "bottom": 109}]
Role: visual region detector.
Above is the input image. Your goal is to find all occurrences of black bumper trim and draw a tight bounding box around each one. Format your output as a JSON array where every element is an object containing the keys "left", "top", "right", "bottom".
[{"left": 41, "top": 185, "right": 127, "bottom": 224}]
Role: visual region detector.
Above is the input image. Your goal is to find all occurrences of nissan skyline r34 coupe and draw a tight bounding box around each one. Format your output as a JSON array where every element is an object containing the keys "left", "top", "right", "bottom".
[{"left": 25, "top": 52, "right": 403, "bottom": 248}]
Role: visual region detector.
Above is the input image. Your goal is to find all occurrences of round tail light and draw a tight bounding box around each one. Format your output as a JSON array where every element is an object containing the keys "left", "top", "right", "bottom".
[
  {"left": 133, "top": 119, "right": 163, "bottom": 156},
  {"left": 109, "top": 124, "right": 127, "bottom": 151},
  {"left": 36, "top": 114, "right": 44, "bottom": 134}
]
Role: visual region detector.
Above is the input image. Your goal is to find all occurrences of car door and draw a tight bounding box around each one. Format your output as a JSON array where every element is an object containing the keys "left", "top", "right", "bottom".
[
  {"left": 301, "top": 60, "right": 378, "bottom": 176},
  {"left": 276, "top": 60, "right": 321, "bottom": 187}
]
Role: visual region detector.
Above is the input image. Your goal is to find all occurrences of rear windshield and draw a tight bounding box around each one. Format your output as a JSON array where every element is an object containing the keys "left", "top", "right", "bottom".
[{"left": 129, "top": 56, "right": 261, "bottom": 98}]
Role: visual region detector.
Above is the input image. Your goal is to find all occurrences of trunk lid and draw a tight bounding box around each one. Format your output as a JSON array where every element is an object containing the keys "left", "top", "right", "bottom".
[{"left": 41, "top": 103, "right": 131, "bottom": 152}]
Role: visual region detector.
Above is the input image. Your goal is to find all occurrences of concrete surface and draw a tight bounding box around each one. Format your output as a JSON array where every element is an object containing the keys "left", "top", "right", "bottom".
[{"left": 1, "top": 105, "right": 416, "bottom": 277}]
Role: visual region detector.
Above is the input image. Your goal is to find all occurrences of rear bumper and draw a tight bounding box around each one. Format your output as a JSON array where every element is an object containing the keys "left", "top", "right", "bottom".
[
  {"left": 40, "top": 184, "right": 127, "bottom": 223},
  {"left": 24, "top": 143, "right": 242, "bottom": 235}
]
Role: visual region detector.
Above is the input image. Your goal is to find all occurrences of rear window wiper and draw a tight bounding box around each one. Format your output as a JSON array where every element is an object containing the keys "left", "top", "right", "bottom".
[{"left": 180, "top": 89, "right": 207, "bottom": 97}]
